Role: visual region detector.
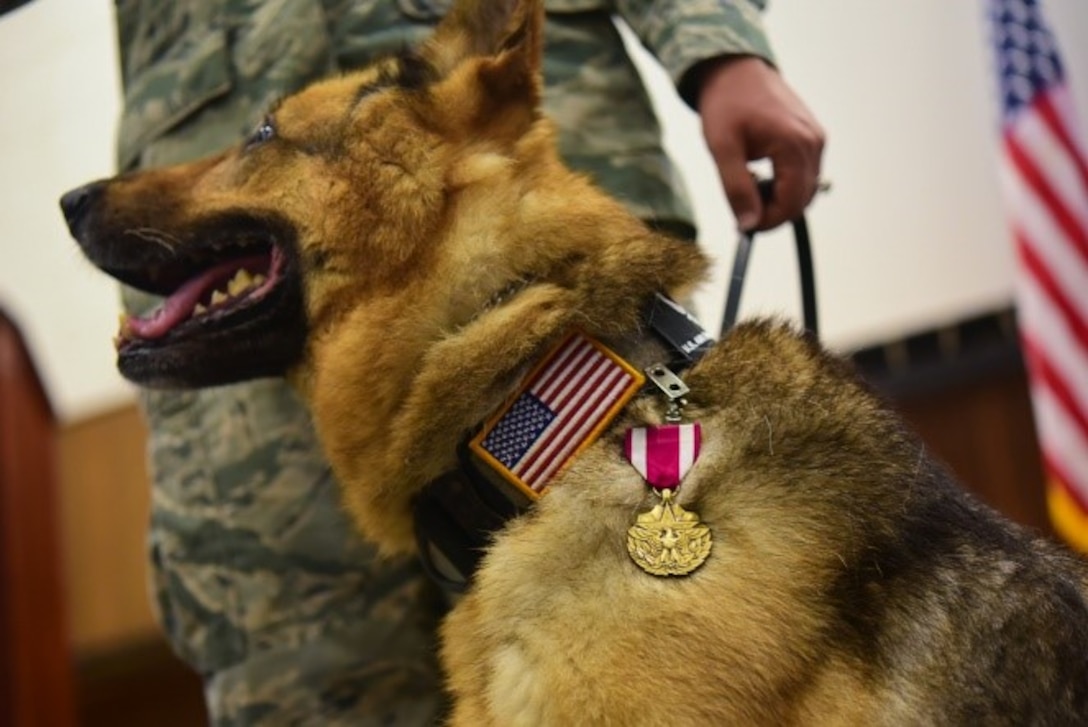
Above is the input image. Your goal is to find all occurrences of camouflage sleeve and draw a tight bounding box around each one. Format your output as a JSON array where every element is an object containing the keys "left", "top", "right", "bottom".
[{"left": 613, "top": 0, "right": 777, "bottom": 107}]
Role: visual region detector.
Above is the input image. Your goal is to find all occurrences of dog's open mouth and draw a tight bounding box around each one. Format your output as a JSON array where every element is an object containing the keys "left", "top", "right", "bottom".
[
  {"left": 116, "top": 247, "right": 284, "bottom": 348},
  {"left": 80, "top": 218, "right": 308, "bottom": 389}
]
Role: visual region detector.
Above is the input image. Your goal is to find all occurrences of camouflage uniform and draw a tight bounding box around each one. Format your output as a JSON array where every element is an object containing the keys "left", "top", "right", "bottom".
[{"left": 113, "top": 1, "right": 773, "bottom": 723}]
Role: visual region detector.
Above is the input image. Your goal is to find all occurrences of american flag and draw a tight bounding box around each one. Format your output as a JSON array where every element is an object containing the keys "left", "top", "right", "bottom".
[
  {"left": 472, "top": 333, "right": 643, "bottom": 497},
  {"left": 987, "top": 0, "right": 1088, "bottom": 551}
]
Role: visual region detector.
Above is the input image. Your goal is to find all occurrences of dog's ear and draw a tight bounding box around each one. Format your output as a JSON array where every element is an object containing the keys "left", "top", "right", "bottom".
[
  {"left": 425, "top": 0, "right": 542, "bottom": 71},
  {"left": 422, "top": 0, "right": 544, "bottom": 111}
]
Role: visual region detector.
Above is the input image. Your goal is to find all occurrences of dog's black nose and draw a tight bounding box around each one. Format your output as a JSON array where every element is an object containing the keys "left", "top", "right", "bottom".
[{"left": 60, "top": 181, "right": 104, "bottom": 236}]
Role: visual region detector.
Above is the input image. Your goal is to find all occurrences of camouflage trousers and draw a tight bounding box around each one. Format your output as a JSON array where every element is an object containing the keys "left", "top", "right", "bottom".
[{"left": 140, "top": 382, "right": 447, "bottom": 725}]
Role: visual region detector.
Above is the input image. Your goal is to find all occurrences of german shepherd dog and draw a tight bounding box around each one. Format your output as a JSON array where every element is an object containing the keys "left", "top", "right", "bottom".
[{"left": 62, "top": 0, "right": 1088, "bottom": 723}]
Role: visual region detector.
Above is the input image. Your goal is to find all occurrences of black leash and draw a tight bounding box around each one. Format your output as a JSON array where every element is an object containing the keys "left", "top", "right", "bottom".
[{"left": 721, "top": 178, "right": 820, "bottom": 338}]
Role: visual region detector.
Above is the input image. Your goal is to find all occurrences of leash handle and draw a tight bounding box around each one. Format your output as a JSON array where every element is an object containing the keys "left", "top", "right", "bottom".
[{"left": 720, "top": 179, "right": 820, "bottom": 339}]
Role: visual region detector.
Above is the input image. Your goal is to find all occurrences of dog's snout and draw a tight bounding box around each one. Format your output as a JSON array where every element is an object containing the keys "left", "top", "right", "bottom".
[{"left": 60, "top": 181, "right": 104, "bottom": 237}]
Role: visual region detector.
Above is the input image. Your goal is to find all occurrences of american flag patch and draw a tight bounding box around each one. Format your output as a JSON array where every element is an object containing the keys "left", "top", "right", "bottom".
[{"left": 470, "top": 332, "right": 645, "bottom": 499}]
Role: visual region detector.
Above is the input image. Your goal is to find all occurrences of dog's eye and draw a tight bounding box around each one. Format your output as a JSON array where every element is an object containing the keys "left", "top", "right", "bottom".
[{"left": 246, "top": 118, "right": 276, "bottom": 149}]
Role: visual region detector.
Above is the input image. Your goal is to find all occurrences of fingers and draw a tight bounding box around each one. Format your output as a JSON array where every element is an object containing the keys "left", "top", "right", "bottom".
[
  {"left": 710, "top": 124, "right": 824, "bottom": 233},
  {"left": 714, "top": 142, "right": 763, "bottom": 232},
  {"left": 696, "top": 56, "right": 826, "bottom": 232},
  {"left": 759, "top": 127, "right": 824, "bottom": 230}
]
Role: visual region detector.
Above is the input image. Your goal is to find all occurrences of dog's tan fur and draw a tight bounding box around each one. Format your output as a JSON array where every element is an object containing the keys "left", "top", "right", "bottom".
[{"left": 66, "top": 0, "right": 1088, "bottom": 723}]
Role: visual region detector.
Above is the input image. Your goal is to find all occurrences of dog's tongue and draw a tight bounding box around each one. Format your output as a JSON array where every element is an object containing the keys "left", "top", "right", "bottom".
[{"left": 125, "top": 256, "right": 265, "bottom": 340}]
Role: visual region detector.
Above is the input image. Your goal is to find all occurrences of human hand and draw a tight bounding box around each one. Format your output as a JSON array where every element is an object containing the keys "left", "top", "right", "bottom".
[{"left": 696, "top": 56, "right": 825, "bottom": 232}]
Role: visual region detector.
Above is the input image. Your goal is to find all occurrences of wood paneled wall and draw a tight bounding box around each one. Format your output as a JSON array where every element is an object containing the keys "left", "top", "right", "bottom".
[
  {"left": 894, "top": 367, "right": 1050, "bottom": 535},
  {"left": 57, "top": 404, "right": 159, "bottom": 655}
]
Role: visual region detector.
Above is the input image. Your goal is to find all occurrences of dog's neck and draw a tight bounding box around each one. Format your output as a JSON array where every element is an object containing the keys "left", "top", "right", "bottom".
[{"left": 296, "top": 140, "right": 707, "bottom": 552}]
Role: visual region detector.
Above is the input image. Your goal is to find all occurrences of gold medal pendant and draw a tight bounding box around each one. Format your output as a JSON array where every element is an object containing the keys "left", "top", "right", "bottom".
[
  {"left": 624, "top": 366, "right": 711, "bottom": 577},
  {"left": 627, "top": 488, "right": 712, "bottom": 577}
]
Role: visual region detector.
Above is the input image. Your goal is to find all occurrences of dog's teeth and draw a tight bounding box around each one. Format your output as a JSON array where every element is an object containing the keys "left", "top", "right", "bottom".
[
  {"left": 118, "top": 313, "right": 134, "bottom": 337},
  {"left": 252, "top": 273, "right": 267, "bottom": 286},
  {"left": 227, "top": 269, "right": 254, "bottom": 297},
  {"left": 211, "top": 290, "right": 228, "bottom": 306},
  {"left": 194, "top": 303, "right": 208, "bottom": 316},
  {"left": 114, "top": 314, "right": 134, "bottom": 348}
]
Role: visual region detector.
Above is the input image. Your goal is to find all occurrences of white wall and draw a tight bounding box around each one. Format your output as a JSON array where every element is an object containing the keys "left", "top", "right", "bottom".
[
  {"left": 0, "top": 0, "right": 124, "bottom": 421},
  {"left": 653, "top": 1, "right": 1088, "bottom": 349},
  {"left": 1, "top": 1, "right": 1086, "bottom": 423}
]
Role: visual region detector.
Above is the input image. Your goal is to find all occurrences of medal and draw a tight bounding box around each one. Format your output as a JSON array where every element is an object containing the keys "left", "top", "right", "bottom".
[
  {"left": 624, "top": 420, "right": 712, "bottom": 576},
  {"left": 627, "top": 487, "right": 712, "bottom": 576}
]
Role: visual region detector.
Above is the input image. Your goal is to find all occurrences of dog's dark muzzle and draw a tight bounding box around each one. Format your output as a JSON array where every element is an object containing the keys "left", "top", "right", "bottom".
[
  {"left": 58, "top": 183, "right": 311, "bottom": 390},
  {"left": 59, "top": 180, "right": 106, "bottom": 241}
]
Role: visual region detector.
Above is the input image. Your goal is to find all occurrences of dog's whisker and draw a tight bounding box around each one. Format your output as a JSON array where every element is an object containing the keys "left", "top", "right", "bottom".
[{"left": 126, "top": 227, "right": 181, "bottom": 252}]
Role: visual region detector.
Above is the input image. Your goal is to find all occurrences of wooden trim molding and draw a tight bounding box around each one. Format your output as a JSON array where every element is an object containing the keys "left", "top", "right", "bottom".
[{"left": 0, "top": 309, "right": 76, "bottom": 727}]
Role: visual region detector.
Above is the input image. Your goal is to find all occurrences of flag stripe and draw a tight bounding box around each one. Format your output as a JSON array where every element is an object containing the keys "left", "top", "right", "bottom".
[
  {"left": 513, "top": 361, "right": 609, "bottom": 478},
  {"left": 514, "top": 351, "right": 615, "bottom": 476},
  {"left": 1000, "top": 162, "right": 1088, "bottom": 321},
  {"left": 519, "top": 365, "right": 630, "bottom": 487},
  {"left": 529, "top": 374, "right": 631, "bottom": 486},
  {"left": 1031, "top": 400, "right": 1088, "bottom": 513},
  {"left": 1014, "top": 106, "right": 1088, "bottom": 230},
  {"left": 1016, "top": 232, "right": 1088, "bottom": 356},
  {"left": 1027, "top": 376, "right": 1088, "bottom": 509},
  {"left": 1038, "top": 91, "right": 1088, "bottom": 193},
  {"left": 1020, "top": 335, "right": 1088, "bottom": 444},
  {"left": 539, "top": 348, "right": 606, "bottom": 417},
  {"left": 532, "top": 339, "right": 596, "bottom": 402},
  {"left": 1016, "top": 264, "right": 1088, "bottom": 434},
  {"left": 1005, "top": 133, "right": 1088, "bottom": 263}
]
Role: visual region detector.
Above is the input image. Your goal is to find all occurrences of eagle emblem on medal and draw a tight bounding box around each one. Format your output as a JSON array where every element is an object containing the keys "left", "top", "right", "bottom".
[{"left": 627, "top": 489, "right": 712, "bottom": 576}]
